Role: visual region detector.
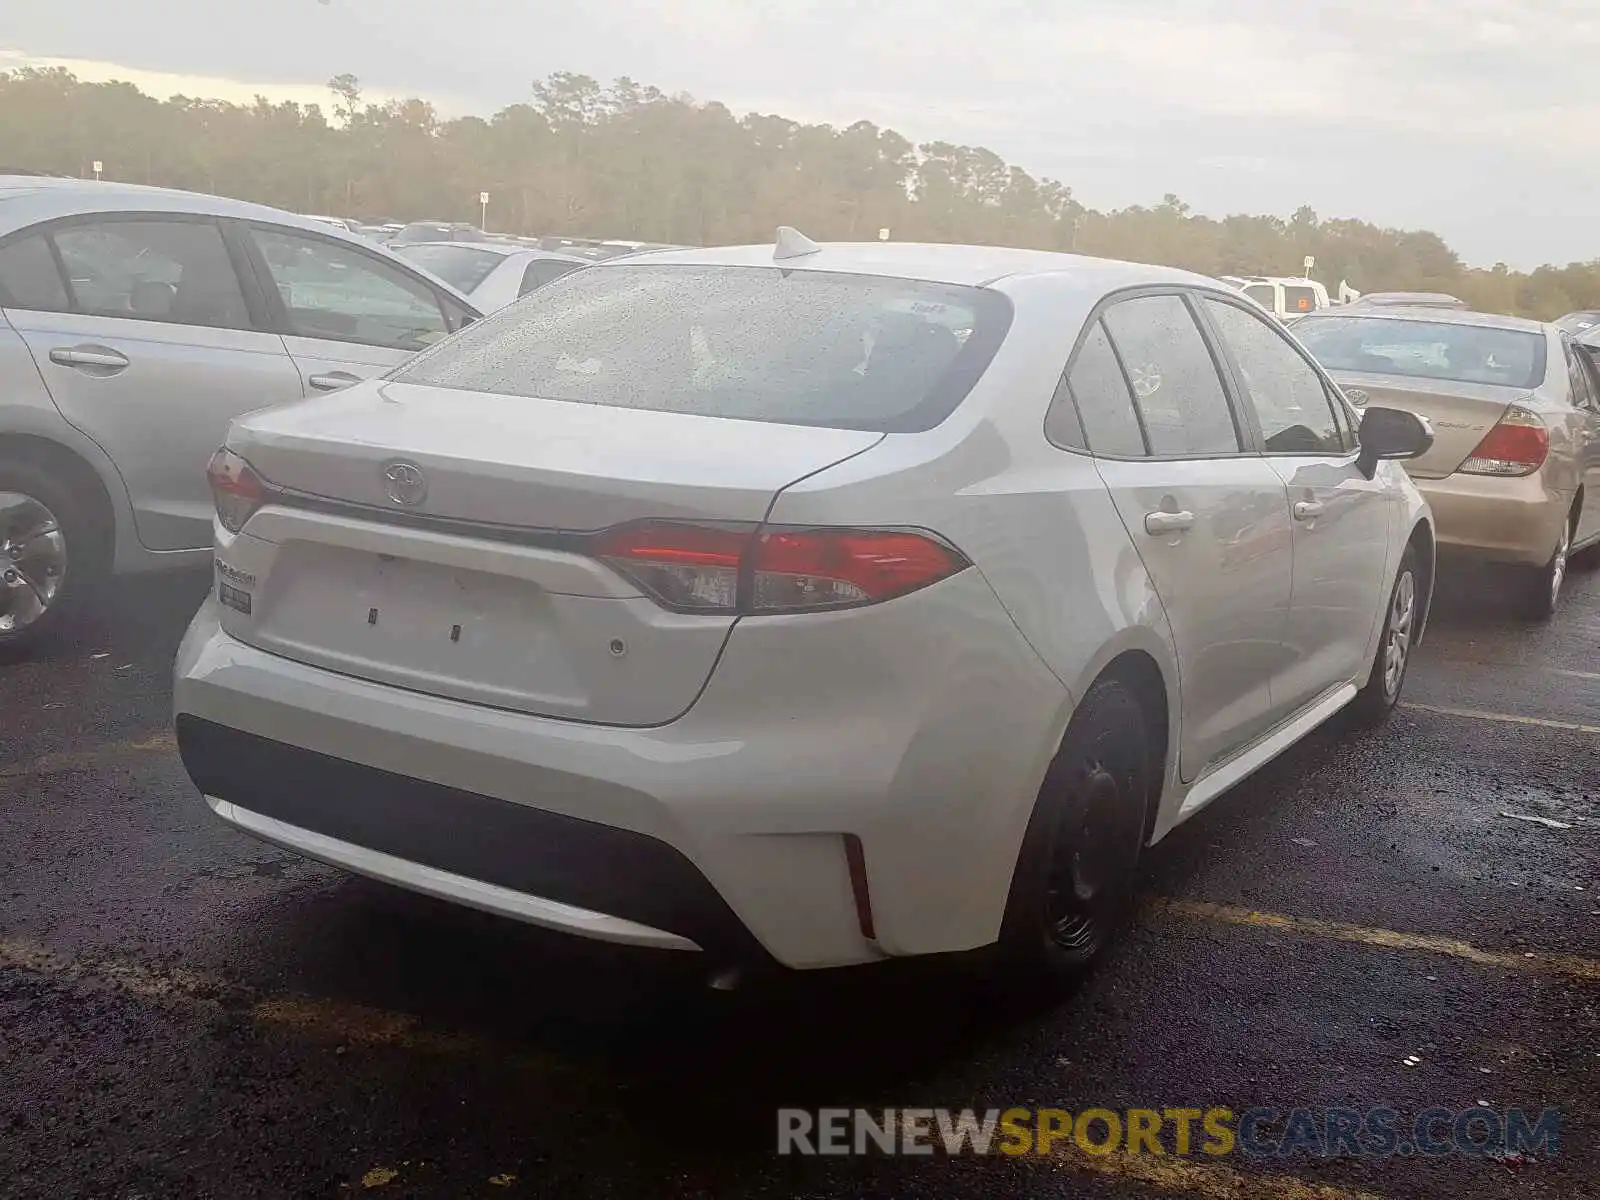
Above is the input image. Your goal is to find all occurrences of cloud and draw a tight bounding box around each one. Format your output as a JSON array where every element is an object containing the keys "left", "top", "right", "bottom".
[{"left": 3, "top": 0, "right": 1598, "bottom": 267}]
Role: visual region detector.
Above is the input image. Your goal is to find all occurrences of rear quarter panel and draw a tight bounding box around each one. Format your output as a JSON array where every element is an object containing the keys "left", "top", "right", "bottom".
[{"left": 764, "top": 270, "right": 1181, "bottom": 847}]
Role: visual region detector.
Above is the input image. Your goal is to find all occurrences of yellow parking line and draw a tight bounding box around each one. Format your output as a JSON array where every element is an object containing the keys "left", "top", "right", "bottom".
[
  {"left": 1061, "top": 1146, "right": 1382, "bottom": 1200},
  {"left": 0, "top": 731, "right": 178, "bottom": 779},
  {"left": 0, "top": 937, "right": 537, "bottom": 1060},
  {"left": 1156, "top": 900, "right": 1600, "bottom": 982},
  {"left": 1402, "top": 702, "right": 1600, "bottom": 736}
]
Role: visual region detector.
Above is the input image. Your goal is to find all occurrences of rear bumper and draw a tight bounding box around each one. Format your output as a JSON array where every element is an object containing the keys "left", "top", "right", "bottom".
[
  {"left": 179, "top": 718, "right": 745, "bottom": 956},
  {"left": 173, "top": 573, "right": 1071, "bottom": 970},
  {"left": 1414, "top": 471, "right": 1570, "bottom": 566}
]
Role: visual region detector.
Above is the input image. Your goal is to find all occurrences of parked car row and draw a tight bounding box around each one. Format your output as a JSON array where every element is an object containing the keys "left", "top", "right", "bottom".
[{"left": 2, "top": 179, "right": 1594, "bottom": 991}]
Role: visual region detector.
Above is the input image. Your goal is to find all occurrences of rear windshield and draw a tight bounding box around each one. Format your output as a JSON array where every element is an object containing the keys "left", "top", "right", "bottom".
[
  {"left": 392, "top": 264, "right": 1013, "bottom": 432},
  {"left": 1242, "top": 285, "right": 1275, "bottom": 310},
  {"left": 394, "top": 243, "right": 503, "bottom": 292},
  {"left": 1556, "top": 310, "right": 1600, "bottom": 335},
  {"left": 1294, "top": 316, "right": 1547, "bottom": 389}
]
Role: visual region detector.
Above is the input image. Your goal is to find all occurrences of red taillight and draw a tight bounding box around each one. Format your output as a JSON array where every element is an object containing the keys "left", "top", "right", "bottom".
[
  {"left": 594, "top": 521, "right": 968, "bottom": 614},
  {"left": 206, "top": 447, "right": 270, "bottom": 534},
  {"left": 1459, "top": 405, "right": 1549, "bottom": 477},
  {"left": 595, "top": 522, "right": 749, "bottom": 613},
  {"left": 751, "top": 528, "right": 964, "bottom": 610}
]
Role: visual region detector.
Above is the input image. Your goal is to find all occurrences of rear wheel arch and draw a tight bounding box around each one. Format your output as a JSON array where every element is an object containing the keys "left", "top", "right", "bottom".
[
  {"left": 997, "top": 651, "right": 1169, "bottom": 984},
  {"left": 1404, "top": 518, "right": 1435, "bottom": 645},
  {"left": 0, "top": 434, "right": 116, "bottom": 572},
  {"left": 1093, "top": 650, "right": 1170, "bottom": 844}
]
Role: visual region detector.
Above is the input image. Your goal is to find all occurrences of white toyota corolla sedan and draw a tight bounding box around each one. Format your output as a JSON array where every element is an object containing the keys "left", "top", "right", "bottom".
[{"left": 173, "top": 232, "right": 1436, "bottom": 986}]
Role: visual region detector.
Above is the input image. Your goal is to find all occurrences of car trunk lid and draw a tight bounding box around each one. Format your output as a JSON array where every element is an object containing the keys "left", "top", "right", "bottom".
[
  {"left": 1333, "top": 373, "right": 1523, "bottom": 479},
  {"left": 218, "top": 380, "right": 881, "bottom": 725}
]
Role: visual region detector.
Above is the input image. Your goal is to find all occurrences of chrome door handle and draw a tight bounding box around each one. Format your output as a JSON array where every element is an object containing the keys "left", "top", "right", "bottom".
[
  {"left": 1293, "top": 500, "right": 1326, "bottom": 521},
  {"left": 1144, "top": 510, "right": 1195, "bottom": 535},
  {"left": 49, "top": 346, "right": 130, "bottom": 370},
  {"left": 308, "top": 371, "right": 362, "bottom": 391}
]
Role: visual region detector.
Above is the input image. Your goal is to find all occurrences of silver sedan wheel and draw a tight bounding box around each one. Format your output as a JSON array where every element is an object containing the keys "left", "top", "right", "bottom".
[
  {"left": 0, "top": 491, "right": 68, "bottom": 634},
  {"left": 1382, "top": 568, "right": 1415, "bottom": 699}
]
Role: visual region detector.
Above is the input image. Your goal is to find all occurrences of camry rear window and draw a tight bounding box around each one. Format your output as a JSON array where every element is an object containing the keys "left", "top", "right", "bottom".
[
  {"left": 1295, "top": 316, "right": 1546, "bottom": 390},
  {"left": 391, "top": 264, "right": 1013, "bottom": 432},
  {"left": 394, "top": 244, "right": 502, "bottom": 292}
]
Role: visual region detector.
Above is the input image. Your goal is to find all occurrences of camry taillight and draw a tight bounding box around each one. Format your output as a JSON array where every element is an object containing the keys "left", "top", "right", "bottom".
[
  {"left": 594, "top": 521, "right": 969, "bottom": 614},
  {"left": 1459, "top": 405, "right": 1549, "bottom": 477},
  {"left": 206, "top": 447, "right": 271, "bottom": 533}
]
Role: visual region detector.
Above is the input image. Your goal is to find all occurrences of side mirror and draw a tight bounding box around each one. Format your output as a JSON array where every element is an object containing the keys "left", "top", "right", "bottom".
[{"left": 1357, "top": 406, "right": 1434, "bottom": 479}]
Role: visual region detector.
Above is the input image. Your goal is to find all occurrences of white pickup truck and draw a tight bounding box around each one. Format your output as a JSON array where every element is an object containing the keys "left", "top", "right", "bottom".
[{"left": 1220, "top": 273, "right": 1361, "bottom": 324}]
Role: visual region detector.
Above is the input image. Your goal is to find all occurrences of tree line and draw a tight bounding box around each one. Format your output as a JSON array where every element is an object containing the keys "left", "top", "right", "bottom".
[{"left": 2, "top": 66, "right": 1597, "bottom": 319}]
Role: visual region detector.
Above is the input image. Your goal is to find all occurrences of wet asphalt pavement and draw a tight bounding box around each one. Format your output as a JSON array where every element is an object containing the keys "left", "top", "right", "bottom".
[{"left": 2, "top": 562, "right": 1596, "bottom": 1200}]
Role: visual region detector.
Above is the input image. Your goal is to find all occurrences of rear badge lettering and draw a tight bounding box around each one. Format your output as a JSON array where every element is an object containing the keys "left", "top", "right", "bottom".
[
  {"left": 218, "top": 583, "right": 252, "bottom": 616},
  {"left": 215, "top": 560, "right": 256, "bottom": 589}
]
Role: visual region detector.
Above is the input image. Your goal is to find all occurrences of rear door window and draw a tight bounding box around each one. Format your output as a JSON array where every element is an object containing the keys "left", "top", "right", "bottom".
[
  {"left": 394, "top": 264, "right": 1013, "bottom": 433},
  {"left": 1566, "top": 343, "right": 1600, "bottom": 413},
  {"left": 51, "top": 219, "right": 252, "bottom": 329},
  {"left": 1101, "top": 294, "right": 1241, "bottom": 456}
]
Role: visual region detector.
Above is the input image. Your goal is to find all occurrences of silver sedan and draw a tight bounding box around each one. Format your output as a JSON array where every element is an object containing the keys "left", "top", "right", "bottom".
[
  {"left": 0, "top": 176, "right": 481, "bottom": 653},
  {"left": 391, "top": 241, "right": 591, "bottom": 311}
]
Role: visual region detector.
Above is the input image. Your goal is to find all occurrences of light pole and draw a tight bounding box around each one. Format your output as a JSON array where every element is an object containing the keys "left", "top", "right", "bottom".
[{"left": 479, "top": 191, "right": 489, "bottom": 232}]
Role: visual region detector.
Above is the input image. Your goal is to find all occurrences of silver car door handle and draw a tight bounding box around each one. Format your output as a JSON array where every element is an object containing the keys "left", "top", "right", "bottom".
[
  {"left": 1293, "top": 500, "right": 1326, "bottom": 521},
  {"left": 308, "top": 371, "right": 363, "bottom": 391},
  {"left": 48, "top": 346, "right": 130, "bottom": 370},
  {"left": 1144, "top": 510, "right": 1195, "bottom": 535}
]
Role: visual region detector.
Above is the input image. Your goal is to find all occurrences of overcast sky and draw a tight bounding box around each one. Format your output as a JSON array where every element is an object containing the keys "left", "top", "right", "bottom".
[{"left": 5, "top": 0, "right": 1598, "bottom": 268}]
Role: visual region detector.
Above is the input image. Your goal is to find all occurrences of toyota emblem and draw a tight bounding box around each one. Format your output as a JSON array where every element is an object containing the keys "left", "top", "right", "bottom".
[{"left": 381, "top": 461, "right": 427, "bottom": 506}]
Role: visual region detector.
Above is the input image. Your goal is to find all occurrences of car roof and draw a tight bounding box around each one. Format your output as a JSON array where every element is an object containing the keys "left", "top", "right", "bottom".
[
  {"left": 591, "top": 240, "right": 1210, "bottom": 291},
  {"left": 0, "top": 176, "right": 391, "bottom": 244},
  {"left": 397, "top": 241, "right": 589, "bottom": 264},
  {"left": 1352, "top": 292, "right": 1466, "bottom": 307},
  {"left": 1294, "top": 305, "right": 1547, "bottom": 335}
]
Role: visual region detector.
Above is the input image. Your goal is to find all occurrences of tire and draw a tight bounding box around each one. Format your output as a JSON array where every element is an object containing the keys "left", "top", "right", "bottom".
[
  {"left": 0, "top": 453, "right": 107, "bottom": 657},
  {"left": 1349, "top": 545, "right": 1420, "bottom": 727},
  {"left": 998, "top": 677, "right": 1153, "bottom": 990},
  {"left": 1516, "top": 507, "right": 1573, "bottom": 622}
]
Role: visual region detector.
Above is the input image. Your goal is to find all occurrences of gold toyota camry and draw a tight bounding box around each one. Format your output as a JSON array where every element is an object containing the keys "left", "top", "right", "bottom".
[{"left": 1294, "top": 307, "right": 1600, "bottom": 619}]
